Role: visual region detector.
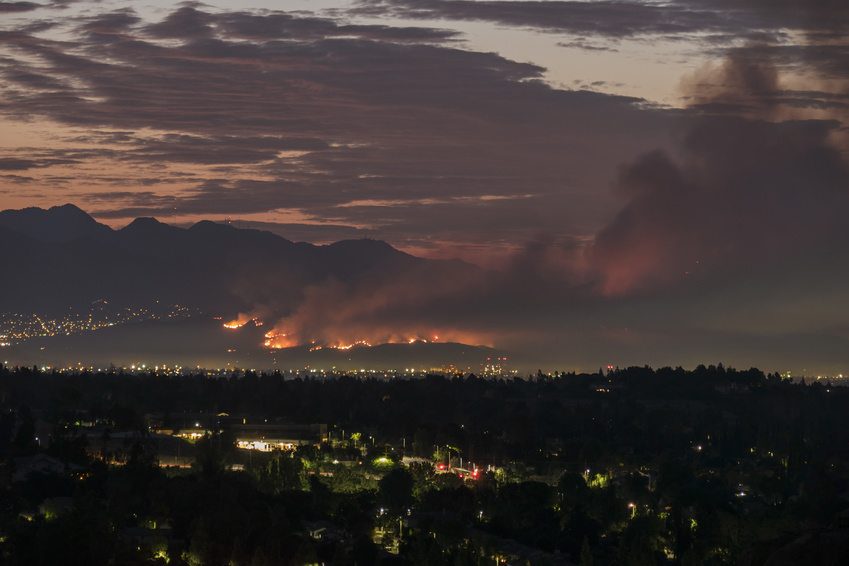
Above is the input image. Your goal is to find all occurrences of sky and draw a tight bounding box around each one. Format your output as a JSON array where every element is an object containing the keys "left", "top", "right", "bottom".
[{"left": 1, "top": 0, "right": 848, "bottom": 373}]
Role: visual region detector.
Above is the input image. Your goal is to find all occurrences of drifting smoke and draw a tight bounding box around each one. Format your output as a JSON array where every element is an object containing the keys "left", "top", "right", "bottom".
[
  {"left": 217, "top": 27, "right": 848, "bottom": 370},
  {"left": 587, "top": 46, "right": 849, "bottom": 297},
  {"left": 257, "top": 267, "right": 496, "bottom": 350}
]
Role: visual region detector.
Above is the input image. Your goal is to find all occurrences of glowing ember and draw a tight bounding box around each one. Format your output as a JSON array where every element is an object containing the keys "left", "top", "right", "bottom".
[{"left": 335, "top": 340, "right": 372, "bottom": 350}]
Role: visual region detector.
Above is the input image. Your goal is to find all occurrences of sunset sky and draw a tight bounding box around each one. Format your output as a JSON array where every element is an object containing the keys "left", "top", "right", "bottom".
[{"left": 1, "top": 0, "right": 848, "bottom": 372}]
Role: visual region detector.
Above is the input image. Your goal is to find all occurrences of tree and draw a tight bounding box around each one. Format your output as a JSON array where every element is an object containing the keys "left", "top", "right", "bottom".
[
  {"left": 193, "top": 432, "right": 235, "bottom": 479},
  {"left": 254, "top": 452, "right": 304, "bottom": 493},
  {"left": 580, "top": 537, "right": 593, "bottom": 566},
  {"left": 13, "top": 406, "right": 36, "bottom": 454},
  {"left": 557, "top": 471, "right": 589, "bottom": 511},
  {"left": 379, "top": 467, "right": 414, "bottom": 513}
]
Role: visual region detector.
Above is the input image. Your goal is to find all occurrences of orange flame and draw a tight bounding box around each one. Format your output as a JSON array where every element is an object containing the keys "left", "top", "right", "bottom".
[
  {"left": 263, "top": 329, "right": 297, "bottom": 349},
  {"left": 223, "top": 313, "right": 263, "bottom": 330},
  {"left": 256, "top": 332, "right": 485, "bottom": 351}
]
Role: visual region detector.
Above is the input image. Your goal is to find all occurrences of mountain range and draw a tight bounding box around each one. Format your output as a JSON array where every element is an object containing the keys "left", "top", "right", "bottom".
[
  {"left": 0, "top": 205, "right": 503, "bottom": 369},
  {"left": 0, "top": 204, "right": 468, "bottom": 314}
]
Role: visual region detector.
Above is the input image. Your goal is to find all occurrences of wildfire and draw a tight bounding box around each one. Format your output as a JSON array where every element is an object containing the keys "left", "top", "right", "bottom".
[
  {"left": 263, "top": 329, "right": 297, "bottom": 349},
  {"left": 407, "top": 337, "right": 436, "bottom": 345},
  {"left": 270, "top": 335, "right": 443, "bottom": 351},
  {"left": 254, "top": 327, "right": 487, "bottom": 352},
  {"left": 222, "top": 314, "right": 263, "bottom": 330},
  {"left": 336, "top": 340, "right": 373, "bottom": 350}
]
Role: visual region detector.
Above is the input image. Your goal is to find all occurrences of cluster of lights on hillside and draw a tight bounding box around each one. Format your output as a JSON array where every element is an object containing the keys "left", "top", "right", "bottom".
[{"left": 1, "top": 302, "right": 197, "bottom": 345}]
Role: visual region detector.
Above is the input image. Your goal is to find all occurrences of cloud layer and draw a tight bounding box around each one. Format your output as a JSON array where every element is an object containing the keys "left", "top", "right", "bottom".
[{"left": 0, "top": 4, "right": 676, "bottom": 252}]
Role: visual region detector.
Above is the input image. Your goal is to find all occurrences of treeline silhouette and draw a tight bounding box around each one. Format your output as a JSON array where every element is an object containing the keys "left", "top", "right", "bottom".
[{"left": 1, "top": 365, "right": 848, "bottom": 565}]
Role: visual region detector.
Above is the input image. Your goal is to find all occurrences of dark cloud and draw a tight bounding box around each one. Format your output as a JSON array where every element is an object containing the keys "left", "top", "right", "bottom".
[
  {"left": 356, "top": 0, "right": 849, "bottom": 39},
  {"left": 692, "top": 0, "right": 849, "bottom": 34},
  {"left": 715, "top": 43, "right": 849, "bottom": 82},
  {"left": 143, "top": 5, "right": 460, "bottom": 43},
  {"left": 105, "top": 134, "right": 330, "bottom": 165},
  {"left": 0, "top": 2, "right": 40, "bottom": 13},
  {"left": 0, "top": 174, "right": 34, "bottom": 183},
  {"left": 0, "top": 154, "right": 80, "bottom": 169},
  {"left": 0, "top": 158, "right": 37, "bottom": 170},
  {"left": 355, "top": 0, "right": 733, "bottom": 37},
  {"left": 212, "top": 9, "right": 461, "bottom": 43},
  {"left": 557, "top": 41, "right": 619, "bottom": 53},
  {"left": 0, "top": 62, "right": 68, "bottom": 89},
  {"left": 146, "top": 6, "right": 215, "bottom": 39},
  {"left": 79, "top": 8, "right": 140, "bottom": 36},
  {"left": 0, "top": 0, "right": 85, "bottom": 13}
]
